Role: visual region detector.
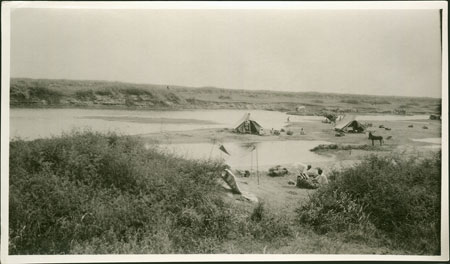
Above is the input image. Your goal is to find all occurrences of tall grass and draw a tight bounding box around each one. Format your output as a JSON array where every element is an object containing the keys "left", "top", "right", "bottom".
[
  {"left": 9, "top": 132, "right": 292, "bottom": 254},
  {"left": 296, "top": 153, "right": 441, "bottom": 254}
]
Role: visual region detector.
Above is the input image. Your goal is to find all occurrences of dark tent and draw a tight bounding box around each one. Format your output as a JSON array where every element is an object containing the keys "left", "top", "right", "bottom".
[
  {"left": 234, "top": 113, "right": 263, "bottom": 135},
  {"left": 334, "top": 115, "right": 365, "bottom": 133}
]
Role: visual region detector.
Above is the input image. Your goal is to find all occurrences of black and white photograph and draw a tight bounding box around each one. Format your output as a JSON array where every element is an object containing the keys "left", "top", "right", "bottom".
[{"left": 1, "top": 1, "right": 448, "bottom": 263}]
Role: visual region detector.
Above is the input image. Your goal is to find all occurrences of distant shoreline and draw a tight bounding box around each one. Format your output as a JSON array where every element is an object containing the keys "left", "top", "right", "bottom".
[{"left": 9, "top": 78, "right": 441, "bottom": 115}]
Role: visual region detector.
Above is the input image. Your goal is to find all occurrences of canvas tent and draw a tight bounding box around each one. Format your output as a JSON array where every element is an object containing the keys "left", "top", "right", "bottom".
[
  {"left": 334, "top": 115, "right": 365, "bottom": 133},
  {"left": 234, "top": 113, "right": 263, "bottom": 135}
]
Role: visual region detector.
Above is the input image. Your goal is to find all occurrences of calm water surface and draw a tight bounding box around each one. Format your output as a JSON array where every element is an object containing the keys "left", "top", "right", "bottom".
[
  {"left": 10, "top": 109, "right": 289, "bottom": 139},
  {"left": 10, "top": 108, "right": 431, "bottom": 140},
  {"left": 153, "top": 140, "right": 334, "bottom": 170}
]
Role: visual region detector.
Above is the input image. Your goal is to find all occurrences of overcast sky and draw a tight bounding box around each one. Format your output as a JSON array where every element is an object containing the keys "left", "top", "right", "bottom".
[{"left": 10, "top": 8, "right": 442, "bottom": 98}]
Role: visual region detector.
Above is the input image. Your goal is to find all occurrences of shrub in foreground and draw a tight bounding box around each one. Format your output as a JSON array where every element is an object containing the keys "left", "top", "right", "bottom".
[
  {"left": 9, "top": 131, "right": 292, "bottom": 254},
  {"left": 296, "top": 152, "right": 441, "bottom": 255},
  {"left": 9, "top": 132, "right": 231, "bottom": 254}
]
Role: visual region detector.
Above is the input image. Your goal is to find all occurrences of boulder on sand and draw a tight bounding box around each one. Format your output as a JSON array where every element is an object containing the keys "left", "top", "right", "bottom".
[{"left": 268, "top": 165, "right": 289, "bottom": 177}]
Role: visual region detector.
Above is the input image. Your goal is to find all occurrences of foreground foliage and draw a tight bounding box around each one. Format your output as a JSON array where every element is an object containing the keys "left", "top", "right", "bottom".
[
  {"left": 9, "top": 131, "right": 441, "bottom": 254},
  {"left": 296, "top": 152, "right": 441, "bottom": 255},
  {"left": 9, "top": 132, "right": 291, "bottom": 254}
]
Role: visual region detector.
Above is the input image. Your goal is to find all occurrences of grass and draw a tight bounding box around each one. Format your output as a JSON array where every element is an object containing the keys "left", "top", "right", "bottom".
[
  {"left": 9, "top": 131, "right": 439, "bottom": 254},
  {"left": 296, "top": 152, "right": 441, "bottom": 255},
  {"left": 9, "top": 131, "right": 293, "bottom": 254}
]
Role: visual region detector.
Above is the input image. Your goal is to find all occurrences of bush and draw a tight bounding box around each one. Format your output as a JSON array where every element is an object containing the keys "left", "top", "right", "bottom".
[
  {"left": 9, "top": 132, "right": 230, "bottom": 254},
  {"left": 296, "top": 153, "right": 441, "bottom": 254},
  {"left": 9, "top": 132, "right": 294, "bottom": 254},
  {"left": 10, "top": 84, "right": 63, "bottom": 104}
]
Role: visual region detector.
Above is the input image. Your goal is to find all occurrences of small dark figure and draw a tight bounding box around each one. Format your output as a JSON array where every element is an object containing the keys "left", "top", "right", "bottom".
[
  {"left": 385, "top": 127, "right": 391, "bottom": 131},
  {"left": 379, "top": 125, "right": 385, "bottom": 128},
  {"left": 423, "top": 126, "right": 429, "bottom": 129},
  {"left": 386, "top": 136, "right": 392, "bottom": 140},
  {"left": 280, "top": 128, "right": 285, "bottom": 132},
  {"left": 408, "top": 124, "right": 414, "bottom": 128},
  {"left": 368, "top": 132, "right": 383, "bottom": 146},
  {"left": 243, "top": 170, "right": 250, "bottom": 177}
]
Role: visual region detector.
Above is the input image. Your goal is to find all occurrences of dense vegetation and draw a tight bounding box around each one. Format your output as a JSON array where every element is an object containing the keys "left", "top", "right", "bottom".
[
  {"left": 9, "top": 131, "right": 442, "bottom": 255},
  {"left": 10, "top": 78, "right": 440, "bottom": 114},
  {"left": 296, "top": 153, "right": 441, "bottom": 255},
  {"left": 9, "top": 132, "right": 291, "bottom": 254}
]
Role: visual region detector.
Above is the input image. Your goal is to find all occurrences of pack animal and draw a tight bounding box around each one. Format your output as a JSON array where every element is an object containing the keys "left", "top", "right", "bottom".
[{"left": 368, "top": 132, "right": 383, "bottom": 146}]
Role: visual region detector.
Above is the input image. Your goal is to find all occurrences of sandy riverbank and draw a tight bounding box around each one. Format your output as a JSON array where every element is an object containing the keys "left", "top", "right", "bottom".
[{"left": 137, "top": 115, "right": 441, "bottom": 212}]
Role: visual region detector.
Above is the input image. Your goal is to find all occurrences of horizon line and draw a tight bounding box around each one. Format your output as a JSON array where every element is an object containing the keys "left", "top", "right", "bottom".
[{"left": 10, "top": 76, "right": 442, "bottom": 100}]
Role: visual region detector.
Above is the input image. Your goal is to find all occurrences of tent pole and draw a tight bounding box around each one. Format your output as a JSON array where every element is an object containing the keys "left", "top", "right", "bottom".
[
  {"left": 256, "top": 147, "right": 259, "bottom": 185},
  {"left": 250, "top": 151, "right": 253, "bottom": 175}
]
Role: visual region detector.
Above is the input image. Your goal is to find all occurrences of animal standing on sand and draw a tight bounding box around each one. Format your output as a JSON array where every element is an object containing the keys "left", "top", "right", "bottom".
[{"left": 368, "top": 132, "right": 383, "bottom": 146}]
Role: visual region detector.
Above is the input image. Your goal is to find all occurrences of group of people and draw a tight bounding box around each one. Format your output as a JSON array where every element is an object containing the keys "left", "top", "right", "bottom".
[{"left": 296, "top": 164, "right": 328, "bottom": 189}]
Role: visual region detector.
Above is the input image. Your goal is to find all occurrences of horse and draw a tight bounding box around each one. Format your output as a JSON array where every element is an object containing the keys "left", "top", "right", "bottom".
[{"left": 368, "top": 132, "right": 383, "bottom": 146}]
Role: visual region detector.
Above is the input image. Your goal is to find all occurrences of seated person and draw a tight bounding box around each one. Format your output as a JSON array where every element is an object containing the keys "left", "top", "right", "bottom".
[
  {"left": 316, "top": 168, "right": 328, "bottom": 185},
  {"left": 296, "top": 165, "right": 319, "bottom": 189},
  {"left": 305, "top": 166, "right": 318, "bottom": 177}
]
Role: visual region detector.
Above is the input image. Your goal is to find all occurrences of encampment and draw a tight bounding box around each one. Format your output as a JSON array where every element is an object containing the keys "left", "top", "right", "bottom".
[
  {"left": 234, "top": 113, "right": 263, "bottom": 135},
  {"left": 334, "top": 115, "right": 365, "bottom": 133}
]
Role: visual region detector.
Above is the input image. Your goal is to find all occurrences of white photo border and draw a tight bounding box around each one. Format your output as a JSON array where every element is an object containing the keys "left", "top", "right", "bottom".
[{"left": 1, "top": 1, "right": 448, "bottom": 263}]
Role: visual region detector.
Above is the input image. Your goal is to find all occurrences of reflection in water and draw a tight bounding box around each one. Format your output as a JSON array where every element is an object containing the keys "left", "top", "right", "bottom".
[{"left": 153, "top": 140, "right": 333, "bottom": 170}]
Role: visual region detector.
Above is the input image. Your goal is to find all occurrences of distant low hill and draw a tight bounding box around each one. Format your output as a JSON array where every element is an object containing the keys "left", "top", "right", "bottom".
[{"left": 10, "top": 78, "right": 441, "bottom": 115}]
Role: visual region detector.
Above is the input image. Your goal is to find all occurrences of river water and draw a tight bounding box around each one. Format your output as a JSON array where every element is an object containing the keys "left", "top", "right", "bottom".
[
  {"left": 153, "top": 140, "right": 334, "bottom": 170},
  {"left": 9, "top": 108, "right": 430, "bottom": 140},
  {"left": 10, "top": 108, "right": 436, "bottom": 169}
]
